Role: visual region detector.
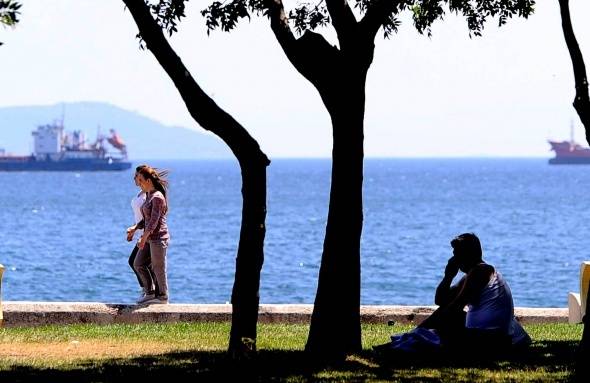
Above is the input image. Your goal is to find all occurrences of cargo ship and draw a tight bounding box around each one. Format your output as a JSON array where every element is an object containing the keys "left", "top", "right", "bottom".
[
  {"left": 548, "top": 122, "right": 590, "bottom": 165},
  {"left": 0, "top": 121, "right": 132, "bottom": 171}
]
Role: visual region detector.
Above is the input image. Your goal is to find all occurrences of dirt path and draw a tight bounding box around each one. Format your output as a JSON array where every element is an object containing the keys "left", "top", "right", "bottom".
[{"left": 0, "top": 340, "right": 189, "bottom": 362}]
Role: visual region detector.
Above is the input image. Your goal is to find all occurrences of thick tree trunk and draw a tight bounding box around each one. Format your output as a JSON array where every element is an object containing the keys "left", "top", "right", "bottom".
[
  {"left": 229, "top": 163, "right": 267, "bottom": 354},
  {"left": 122, "top": 0, "right": 269, "bottom": 356},
  {"left": 558, "top": 0, "right": 590, "bottom": 143},
  {"left": 305, "top": 75, "right": 366, "bottom": 359},
  {"left": 266, "top": 0, "right": 376, "bottom": 360}
]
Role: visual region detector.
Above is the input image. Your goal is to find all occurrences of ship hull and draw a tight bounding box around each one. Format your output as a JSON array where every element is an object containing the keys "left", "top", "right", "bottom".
[
  {"left": 0, "top": 158, "right": 132, "bottom": 171},
  {"left": 549, "top": 157, "right": 590, "bottom": 165}
]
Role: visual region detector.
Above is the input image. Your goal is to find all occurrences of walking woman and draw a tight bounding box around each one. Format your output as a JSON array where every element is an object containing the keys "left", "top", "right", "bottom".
[
  {"left": 131, "top": 165, "right": 170, "bottom": 304},
  {"left": 126, "top": 165, "right": 158, "bottom": 299}
]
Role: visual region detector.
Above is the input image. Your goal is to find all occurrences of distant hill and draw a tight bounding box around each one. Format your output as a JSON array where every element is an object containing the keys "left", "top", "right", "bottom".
[{"left": 0, "top": 102, "right": 232, "bottom": 159}]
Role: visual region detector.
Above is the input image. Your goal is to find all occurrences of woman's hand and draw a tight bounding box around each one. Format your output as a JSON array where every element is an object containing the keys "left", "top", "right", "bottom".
[
  {"left": 126, "top": 226, "right": 136, "bottom": 242},
  {"left": 138, "top": 234, "right": 148, "bottom": 249}
]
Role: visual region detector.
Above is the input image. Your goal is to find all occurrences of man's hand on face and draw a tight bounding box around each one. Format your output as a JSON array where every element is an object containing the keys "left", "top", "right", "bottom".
[{"left": 444, "top": 256, "right": 460, "bottom": 278}]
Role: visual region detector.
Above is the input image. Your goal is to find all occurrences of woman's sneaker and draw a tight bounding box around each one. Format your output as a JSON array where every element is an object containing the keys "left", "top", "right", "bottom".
[
  {"left": 136, "top": 292, "right": 156, "bottom": 304},
  {"left": 146, "top": 295, "right": 169, "bottom": 304}
]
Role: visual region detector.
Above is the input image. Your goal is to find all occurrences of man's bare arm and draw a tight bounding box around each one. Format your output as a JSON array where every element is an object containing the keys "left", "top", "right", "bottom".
[
  {"left": 446, "top": 264, "right": 495, "bottom": 311},
  {"left": 435, "top": 256, "right": 462, "bottom": 306}
]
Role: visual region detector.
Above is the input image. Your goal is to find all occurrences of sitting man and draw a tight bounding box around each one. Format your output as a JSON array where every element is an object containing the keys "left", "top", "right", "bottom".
[{"left": 376, "top": 233, "right": 530, "bottom": 354}]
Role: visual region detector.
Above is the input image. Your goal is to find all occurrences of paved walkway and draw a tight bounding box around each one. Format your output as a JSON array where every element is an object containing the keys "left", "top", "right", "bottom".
[{"left": 0, "top": 302, "right": 569, "bottom": 327}]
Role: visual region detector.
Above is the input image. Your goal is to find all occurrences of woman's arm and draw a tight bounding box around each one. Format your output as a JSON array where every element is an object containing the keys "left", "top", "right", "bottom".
[{"left": 138, "top": 194, "right": 165, "bottom": 248}]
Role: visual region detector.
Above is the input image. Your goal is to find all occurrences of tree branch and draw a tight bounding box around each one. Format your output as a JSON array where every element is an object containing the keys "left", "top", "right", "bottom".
[
  {"left": 324, "top": 0, "right": 357, "bottom": 49},
  {"left": 267, "top": 0, "right": 297, "bottom": 56},
  {"left": 558, "top": 0, "right": 590, "bottom": 143},
  {"left": 360, "top": 0, "right": 400, "bottom": 40},
  {"left": 267, "top": 0, "right": 339, "bottom": 91},
  {"left": 122, "top": 0, "right": 268, "bottom": 164}
]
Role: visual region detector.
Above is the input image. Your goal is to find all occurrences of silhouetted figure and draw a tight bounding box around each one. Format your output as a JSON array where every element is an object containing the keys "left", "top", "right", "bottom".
[{"left": 375, "top": 233, "right": 530, "bottom": 356}]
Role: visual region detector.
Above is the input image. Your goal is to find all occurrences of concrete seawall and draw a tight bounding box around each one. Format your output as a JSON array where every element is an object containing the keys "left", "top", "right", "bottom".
[{"left": 0, "top": 302, "right": 569, "bottom": 327}]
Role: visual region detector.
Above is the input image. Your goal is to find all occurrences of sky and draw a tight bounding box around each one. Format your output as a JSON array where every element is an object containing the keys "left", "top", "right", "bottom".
[{"left": 0, "top": 0, "right": 589, "bottom": 158}]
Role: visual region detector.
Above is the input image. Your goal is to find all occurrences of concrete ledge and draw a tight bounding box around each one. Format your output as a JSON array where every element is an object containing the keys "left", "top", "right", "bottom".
[{"left": 0, "top": 302, "right": 569, "bottom": 327}]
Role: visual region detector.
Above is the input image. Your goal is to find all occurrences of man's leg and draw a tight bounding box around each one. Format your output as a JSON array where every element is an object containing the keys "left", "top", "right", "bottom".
[{"left": 418, "top": 306, "right": 466, "bottom": 346}]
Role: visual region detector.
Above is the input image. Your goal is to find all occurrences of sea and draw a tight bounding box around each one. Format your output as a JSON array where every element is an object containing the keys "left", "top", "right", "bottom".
[{"left": 1, "top": 158, "right": 589, "bottom": 308}]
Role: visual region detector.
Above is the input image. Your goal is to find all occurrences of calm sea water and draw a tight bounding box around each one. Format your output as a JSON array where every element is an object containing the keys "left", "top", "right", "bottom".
[{"left": 1, "top": 159, "right": 589, "bottom": 307}]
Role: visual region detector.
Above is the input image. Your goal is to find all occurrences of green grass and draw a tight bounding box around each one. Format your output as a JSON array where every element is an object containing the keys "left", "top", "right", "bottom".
[{"left": 0, "top": 322, "right": 583, "bottom": 382}]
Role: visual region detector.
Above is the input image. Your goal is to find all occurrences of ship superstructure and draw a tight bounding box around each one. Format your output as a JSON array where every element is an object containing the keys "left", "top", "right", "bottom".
[
  {"left": 548, "top": 121, "right": 590, "bottom": 165},
  {"left": 0, "top": 121, "right": 131, "bottom": 171}
]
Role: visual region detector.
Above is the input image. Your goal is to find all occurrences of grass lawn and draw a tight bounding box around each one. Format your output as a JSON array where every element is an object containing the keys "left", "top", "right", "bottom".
[{"left": 0, "top": 322, "right": 583, "bottom": 382}]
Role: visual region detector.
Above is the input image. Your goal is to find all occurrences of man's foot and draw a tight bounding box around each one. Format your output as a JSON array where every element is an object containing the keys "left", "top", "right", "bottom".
[{"left": 136, "top": 292, "right": 156, "bottom": 304}]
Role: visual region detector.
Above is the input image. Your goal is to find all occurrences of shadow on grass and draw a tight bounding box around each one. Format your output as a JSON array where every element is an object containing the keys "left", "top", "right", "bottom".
[
  {"left": 368, "top": 340, "right": 579, "bottom": 382},
  {"left": 0, "top": 340, "right": 580, "bottom": 382}
]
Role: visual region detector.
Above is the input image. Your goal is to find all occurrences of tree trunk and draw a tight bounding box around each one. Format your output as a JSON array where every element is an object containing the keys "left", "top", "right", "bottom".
[
  {"left": 266, "top": 0, "right": 376, "bottom": 360},
  {"left": 558, "top": 1, "right": 590, "bottom": 378},
  {"left": 229, "top": 162, "right": 267, "bottom": 355},
  {"left": 558, "top": 0, "right": 590, "bottom": 143},
  {"left": 305, "top": 74, "right": 366, "bottom": 359},
  {"left": 122, "top": 0, "right": 270, "bottom": 356}
]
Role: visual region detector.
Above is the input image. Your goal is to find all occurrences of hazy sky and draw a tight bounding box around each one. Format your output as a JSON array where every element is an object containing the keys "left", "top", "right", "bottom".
[{"left": 1, "top": 0, "right": 589, "bottom": 157}]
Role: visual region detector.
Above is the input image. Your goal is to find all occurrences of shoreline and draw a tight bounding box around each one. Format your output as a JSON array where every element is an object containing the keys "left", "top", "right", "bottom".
[{"left": 0, "top": 302, "right": 568, "bottom": 327}]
